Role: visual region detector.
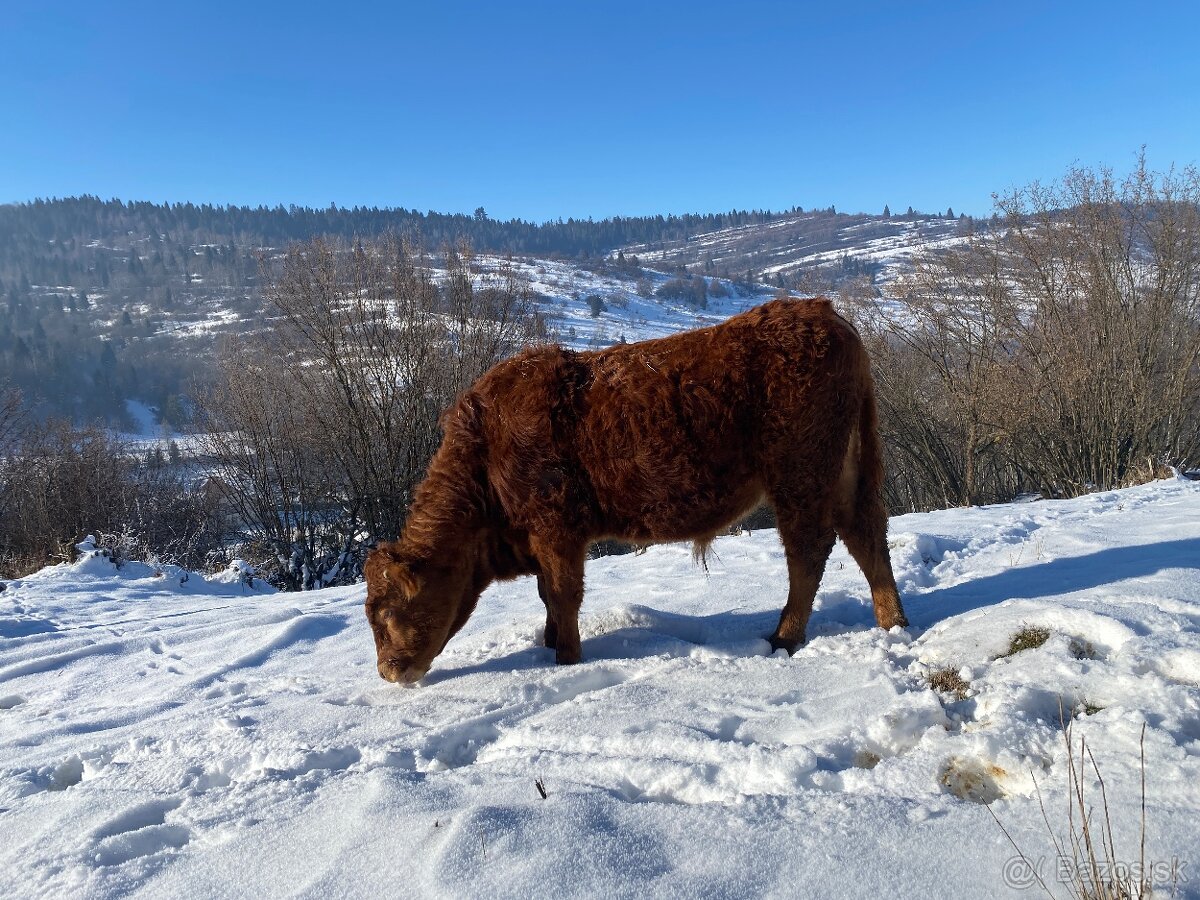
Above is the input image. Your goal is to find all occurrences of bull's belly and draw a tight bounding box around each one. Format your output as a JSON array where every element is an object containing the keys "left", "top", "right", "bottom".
[{"left": 591, "top": 474, "right": 765, "bottom": 544}]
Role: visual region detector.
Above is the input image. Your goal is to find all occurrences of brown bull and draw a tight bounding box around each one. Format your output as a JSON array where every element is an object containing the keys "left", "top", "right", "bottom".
[{"left": 365, "top": 297, "right": 907, "bottom": 683}]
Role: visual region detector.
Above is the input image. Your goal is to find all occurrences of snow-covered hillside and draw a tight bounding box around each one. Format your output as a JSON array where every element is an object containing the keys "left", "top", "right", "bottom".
[
  {"left": 2, "top": 480, "right": 1198, "bottom": 898},
  {"left": 478, "top": 255, "right": 774, "bottom": 349},
  {"left": 619, "top": 213, "right": 968, "bottom": 288}
]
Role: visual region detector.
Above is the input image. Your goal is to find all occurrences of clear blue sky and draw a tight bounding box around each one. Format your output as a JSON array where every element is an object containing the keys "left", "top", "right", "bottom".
[{"left": 2, "top": 1, "right": 1197, "bottom": 221}]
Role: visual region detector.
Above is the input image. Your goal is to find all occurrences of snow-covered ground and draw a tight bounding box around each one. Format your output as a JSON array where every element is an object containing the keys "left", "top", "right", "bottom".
[
  {"left": 2, "top": 479, "right": 1198, "bottom": 898},
  {"left": 115, "top": 400, "right": 208, "bottom": 457}
]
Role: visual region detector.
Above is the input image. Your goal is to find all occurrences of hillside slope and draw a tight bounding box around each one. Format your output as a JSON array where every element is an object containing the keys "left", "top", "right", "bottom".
[
  {"left": 620, "top": 211, "right": 966, "bottom": 287},
  {"left": 2, "top": 199, "right": 960, "bottom": 427},
  {"left": 2, "top": 479, "right": 1198, "bottom": 897}
]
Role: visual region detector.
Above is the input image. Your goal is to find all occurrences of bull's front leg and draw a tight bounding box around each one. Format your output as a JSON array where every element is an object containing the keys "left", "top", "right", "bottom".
[
  {"left": 533, "top": 542, "right": 586, "bottom": 665},
  {"left": 536, "top": 573, "right": 559, "bottom": 650}
]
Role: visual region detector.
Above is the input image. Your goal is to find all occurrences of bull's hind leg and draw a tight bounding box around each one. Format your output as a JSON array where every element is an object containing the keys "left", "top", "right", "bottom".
[
  {"left": 536, "top": 573, "right": 559, "bottom": 649},
  {"left": 532, "top": 540, "right": 587, "bottom": 665},
  {"left": 833, "top": 464, "right": 909, "bottom": 631},
  {"left": 768, "top": 495, "right": 837, "bottom": 653}
]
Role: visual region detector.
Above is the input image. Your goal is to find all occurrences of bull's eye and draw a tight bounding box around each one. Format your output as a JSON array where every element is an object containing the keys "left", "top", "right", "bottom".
[{"left": 379, "top": 608, "right": 395, "bottom": 621}]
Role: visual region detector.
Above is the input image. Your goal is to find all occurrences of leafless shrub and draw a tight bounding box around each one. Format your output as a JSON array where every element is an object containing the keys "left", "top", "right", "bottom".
[
  {"left": 196, "top": 236, "right": 541, "bottom": 589},
  {"left": 849, "top": 249, "right": 1024, "bottom": 509},
  {"left": 849, "top": 154, "right": 1200, "bottom": 510},
  {"left": 0, "top": 420, "right": 222, "bottom": 578}
]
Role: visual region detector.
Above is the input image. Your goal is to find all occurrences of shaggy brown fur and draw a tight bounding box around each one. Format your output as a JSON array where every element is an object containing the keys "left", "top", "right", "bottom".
[{"left": 365, "top": 297, "right": 907, "bottom": 683}]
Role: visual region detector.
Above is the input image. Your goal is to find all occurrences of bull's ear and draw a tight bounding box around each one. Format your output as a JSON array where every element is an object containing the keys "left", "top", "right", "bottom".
[
  {"left": 367, "top": 545, "right": 423, "bottom": 597},
  {"left": 383, "top": 560, "right": 422, "bottom": 597}
]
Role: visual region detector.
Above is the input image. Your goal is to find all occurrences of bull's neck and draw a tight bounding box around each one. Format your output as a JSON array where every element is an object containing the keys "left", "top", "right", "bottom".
[
  {"left": 396, "top": 451, "right": 488, "bottom": 563},
  {"left": 398, "top": 469, "right": 535, "bottom": 585}
]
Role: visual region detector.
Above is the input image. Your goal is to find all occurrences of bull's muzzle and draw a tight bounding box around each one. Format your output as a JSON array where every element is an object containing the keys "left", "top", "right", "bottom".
[{"left": 378, "top": 659, "right": 428, "bottom": 684}]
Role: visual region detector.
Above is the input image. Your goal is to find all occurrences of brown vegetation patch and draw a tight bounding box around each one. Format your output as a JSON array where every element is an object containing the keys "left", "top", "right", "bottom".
[
  {"left": 1002, "top": 625, "right": 1051, "bottom": 657},
  {"left": 941, "top": 757, "right": 1007, "bottom": 804},
  {"left": 927, "top": 666, "right": 970, "bottom": 700}
]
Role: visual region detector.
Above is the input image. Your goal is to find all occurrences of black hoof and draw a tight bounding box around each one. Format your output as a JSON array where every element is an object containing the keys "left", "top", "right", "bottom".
[{"left": 768, "top": 635, "right": 802, "bottom": 655}]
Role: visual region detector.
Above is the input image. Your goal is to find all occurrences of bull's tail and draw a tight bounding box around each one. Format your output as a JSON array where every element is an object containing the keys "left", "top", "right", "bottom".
[
  {"left": 856, "top": 377, "right": 888, "bottom": 513},
  {"left": 834, "top": 365, "right": 909, "bottom": 630}
]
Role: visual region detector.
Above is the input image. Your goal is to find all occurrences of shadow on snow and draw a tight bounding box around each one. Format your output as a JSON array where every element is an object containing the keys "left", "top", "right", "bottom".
[{"left": 428, "top": 537, "right": 1199, "bottom": 681}]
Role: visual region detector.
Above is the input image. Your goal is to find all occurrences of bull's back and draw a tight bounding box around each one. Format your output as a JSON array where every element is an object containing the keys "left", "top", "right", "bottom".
[{"left": 572, "top": 298, "right": 865, "bottom": 538}]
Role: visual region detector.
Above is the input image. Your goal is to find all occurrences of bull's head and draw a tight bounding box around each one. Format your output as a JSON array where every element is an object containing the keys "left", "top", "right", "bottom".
[{"left": 363, "top": 545, "right": 478, "bottom": 684}]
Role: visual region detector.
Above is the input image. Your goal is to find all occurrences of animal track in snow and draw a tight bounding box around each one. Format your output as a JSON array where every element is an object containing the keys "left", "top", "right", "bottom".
[
  {"left": 201, "top": 680, "right": 248, "bottom": 700},
  {"left": 709, "top": 714, "right": 750, "bottom": 744},
  {"left": 92, "top": 825, "right": 192, "bottom": 867},
  {"left": 91, "top": 799, "right": 191, "bottom": 867},
  {"left": 93, "top": 798, "right": 182, "bottom": 841},
  {"left": 2, "top": 749, "right": 114, "bottom": 801},
  {"left": 268, "top": 746, "right": 363, "bottom": 780},
  {"left": 179, "top": 739, "right": 422, "bottom": 802},
  {"left": 0, "top": 615, "right": 57, "bottom": 639},
  {"left": 187, "top": 766, "right": 233, "bottom": 793}
]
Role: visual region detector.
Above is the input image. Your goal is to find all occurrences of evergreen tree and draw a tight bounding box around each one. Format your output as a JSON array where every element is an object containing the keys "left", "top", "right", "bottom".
[
  {"left": 99, "top": 341, "right": 117, "bottom": 371},
  {"left": 586, "top": 294, "right": 607, "bottom": 317}
]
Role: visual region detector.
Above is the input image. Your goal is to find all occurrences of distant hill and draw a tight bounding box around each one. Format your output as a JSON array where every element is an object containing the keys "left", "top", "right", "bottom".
[
  {"left": 0, "top": 195, "right": 796, "bottom": 264},
  {"left": 0, "top": 197, "right": 967, "bottom": 428},
  {"left": 622, "top": 209, "right": 969, "bottom": 290}
]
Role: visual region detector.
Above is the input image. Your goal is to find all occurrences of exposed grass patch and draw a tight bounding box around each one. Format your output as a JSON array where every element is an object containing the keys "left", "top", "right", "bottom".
[
  {"left": 927, "top": 666, "right": 970, "bottom": 700},
  {"left": 1002, "top": 625, "right": 1051, "bottom": 657}
]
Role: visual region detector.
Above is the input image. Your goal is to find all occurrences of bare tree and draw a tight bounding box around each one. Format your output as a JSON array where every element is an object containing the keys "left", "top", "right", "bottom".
[
  {"left": 995, "top": 155, "right": 1200, "bottom": 492},
  {"left": 855, "top": 154, "right": 1200, "bottom": 508},
  {"left": 0, "top": 386, "right": 24, "bottom": 451},
  {"left": 197, "top": 236, "right": 541, "bottom": 589}
]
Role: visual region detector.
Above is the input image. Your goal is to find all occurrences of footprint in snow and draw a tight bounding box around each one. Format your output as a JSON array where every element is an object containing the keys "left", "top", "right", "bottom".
[{"left": 91, "top": 799, "right": 191, "bottom": 867}]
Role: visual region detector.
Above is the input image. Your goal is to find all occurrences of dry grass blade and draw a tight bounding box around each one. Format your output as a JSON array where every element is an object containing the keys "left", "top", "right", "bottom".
[
  {"left": 1139, "top": 724, "right": 1147, "bottom": 897},
  {"left": 985, "top": 802, "right": 1056, "bottom": 899},
  {"left": 991, "top": 701, "right": 1156, "bottom": 900}
]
